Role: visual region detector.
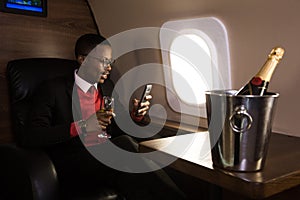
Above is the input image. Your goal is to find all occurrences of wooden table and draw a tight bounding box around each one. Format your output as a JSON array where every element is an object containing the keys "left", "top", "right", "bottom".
[{"left": 139, "top": 132, "right": 300, "bottom": 199}]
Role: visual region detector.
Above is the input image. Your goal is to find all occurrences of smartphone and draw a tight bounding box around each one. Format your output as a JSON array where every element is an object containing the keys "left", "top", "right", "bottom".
[{"left": 136, "top": 84, "right": 152, "bottom": 115}]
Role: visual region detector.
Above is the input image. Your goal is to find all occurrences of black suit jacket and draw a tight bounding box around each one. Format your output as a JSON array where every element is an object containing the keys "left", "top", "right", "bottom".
[{"left": 25, "top": 74, "right": 123, "bottom": 148}]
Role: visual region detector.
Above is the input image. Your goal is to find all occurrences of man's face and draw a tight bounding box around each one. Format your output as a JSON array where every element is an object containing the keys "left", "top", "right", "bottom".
[{"left": 79, "top": 44, "right": 113, "bottom": 84}]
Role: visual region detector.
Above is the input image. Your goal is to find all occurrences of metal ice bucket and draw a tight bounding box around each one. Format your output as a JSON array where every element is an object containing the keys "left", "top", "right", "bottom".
[{"left": 205, "top": 90, "right": 279, "bottom": 172}]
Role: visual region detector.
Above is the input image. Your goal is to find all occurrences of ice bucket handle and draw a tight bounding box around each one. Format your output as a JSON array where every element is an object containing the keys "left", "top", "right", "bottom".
[{"left": 229, "top": 105, "right": 253, "bottom": 133}]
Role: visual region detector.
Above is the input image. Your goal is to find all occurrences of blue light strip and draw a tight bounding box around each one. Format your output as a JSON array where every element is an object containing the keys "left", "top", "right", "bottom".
[{"left": 6, "top": 3, "right": 42, "bottom": 12}]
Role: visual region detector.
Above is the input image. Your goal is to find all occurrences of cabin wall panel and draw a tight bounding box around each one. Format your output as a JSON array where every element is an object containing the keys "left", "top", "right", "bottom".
[{"left": 0, "top": 0, "right": 98, "bottom": 143}]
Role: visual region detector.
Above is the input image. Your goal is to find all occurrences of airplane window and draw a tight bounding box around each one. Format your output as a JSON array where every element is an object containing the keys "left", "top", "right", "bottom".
[{"left": 160, "top": 17, "right": 231, "bottom": 118}]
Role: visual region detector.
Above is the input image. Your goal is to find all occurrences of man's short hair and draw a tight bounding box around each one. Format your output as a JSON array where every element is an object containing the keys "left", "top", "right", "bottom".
[{"left": 74, "top": 33, "right": 110, "bottom": 58}]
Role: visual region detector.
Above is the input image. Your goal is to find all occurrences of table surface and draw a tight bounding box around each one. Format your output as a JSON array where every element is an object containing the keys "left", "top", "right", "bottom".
[{"left": 139, "top": 132, "right": 300, "bottom": 199}]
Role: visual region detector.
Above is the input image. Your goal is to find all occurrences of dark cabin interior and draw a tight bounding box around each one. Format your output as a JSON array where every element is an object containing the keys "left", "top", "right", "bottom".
[{"left": 0, "top": 0, "right": 300, "bottom": 199}]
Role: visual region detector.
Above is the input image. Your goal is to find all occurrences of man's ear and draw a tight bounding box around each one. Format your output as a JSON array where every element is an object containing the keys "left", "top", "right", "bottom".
[{"left": 77, "top": 55, "right": 85, "bottom": 64}]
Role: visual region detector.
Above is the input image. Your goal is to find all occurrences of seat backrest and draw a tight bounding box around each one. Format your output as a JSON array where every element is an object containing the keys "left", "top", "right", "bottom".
[{"left": 7, "top": 58, "right": 79, "bottom": 144}]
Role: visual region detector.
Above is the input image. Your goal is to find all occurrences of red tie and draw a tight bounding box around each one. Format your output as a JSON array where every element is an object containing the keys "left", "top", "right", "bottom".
[
  {"left": 89, "top": 86, "right": 96, "bottom": 94},
  {"left": 89, "top": 86, "right": 100, "bottom": 113},
  {"left": 77, "top": 86, "right": 99, "bottom": 120}
]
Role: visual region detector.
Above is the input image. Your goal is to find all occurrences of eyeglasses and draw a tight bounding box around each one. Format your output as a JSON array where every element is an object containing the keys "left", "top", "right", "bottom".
[
  {"left": 101, "top": 58, "right": 115, "bottom": 67},
  {"left": 89, "top": 56, "right": 115, "bottom": 68}
]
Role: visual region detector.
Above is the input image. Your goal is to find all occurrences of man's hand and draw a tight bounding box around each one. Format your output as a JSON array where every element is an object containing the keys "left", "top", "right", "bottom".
[
  {"left": 133, "top": 95, "right": 152, "bottom": 117},
  {"left": 96, "top": 110, "right": 113, "bottom": 131},
  {"left": 85, "top": 111, "right": 113, "bottom": 133}
]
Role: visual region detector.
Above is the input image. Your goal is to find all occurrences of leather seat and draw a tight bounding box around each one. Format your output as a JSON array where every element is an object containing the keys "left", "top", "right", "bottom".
[{"left": 1, "top": 58, "right": 123, "bottom": 200}]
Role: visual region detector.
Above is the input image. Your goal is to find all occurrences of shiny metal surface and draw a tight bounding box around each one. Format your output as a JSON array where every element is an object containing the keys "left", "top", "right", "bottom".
[{"left": 205, "top": 90, "right": 279, "bottom": 172}]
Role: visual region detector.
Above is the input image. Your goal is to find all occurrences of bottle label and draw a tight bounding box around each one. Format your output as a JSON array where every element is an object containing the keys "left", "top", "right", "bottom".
[{"left": 250, "top": 78, "right": 269, "bottom": 95}]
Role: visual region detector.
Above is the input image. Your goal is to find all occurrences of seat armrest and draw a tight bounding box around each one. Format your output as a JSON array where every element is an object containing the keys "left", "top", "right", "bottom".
[{"left": 0, "top": 144, "right": 59, "bottom": 200}]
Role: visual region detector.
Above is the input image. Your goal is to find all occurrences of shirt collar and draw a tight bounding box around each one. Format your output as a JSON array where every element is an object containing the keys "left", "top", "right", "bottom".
[{"left": 74, "top": 70, "right": 98, "bottom": 93}]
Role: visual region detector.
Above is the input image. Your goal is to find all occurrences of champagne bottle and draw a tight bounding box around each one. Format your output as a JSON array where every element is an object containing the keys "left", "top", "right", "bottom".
[{"left": 235, "top": 47, "right": 285, "bottom": 96}]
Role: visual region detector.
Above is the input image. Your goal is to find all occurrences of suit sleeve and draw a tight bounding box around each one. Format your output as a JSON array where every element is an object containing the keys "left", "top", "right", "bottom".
[{"left": 24, "top": 80, "right": 72, "bottom": 147}]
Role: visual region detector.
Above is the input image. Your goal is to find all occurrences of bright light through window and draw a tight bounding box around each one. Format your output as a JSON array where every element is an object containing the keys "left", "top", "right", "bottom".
[{"left": 170, "top": 34, "right": 211, "bottom": 105}]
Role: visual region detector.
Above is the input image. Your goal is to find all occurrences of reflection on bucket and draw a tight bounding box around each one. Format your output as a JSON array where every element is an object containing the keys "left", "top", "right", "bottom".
[{"left": 205, "top": 90, "right": 279, "bottom": 172}]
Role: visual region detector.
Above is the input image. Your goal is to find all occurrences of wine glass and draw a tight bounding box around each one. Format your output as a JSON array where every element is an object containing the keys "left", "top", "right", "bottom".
[{"left": 98, "top": 96, "right": 114, "bottom": 138}]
